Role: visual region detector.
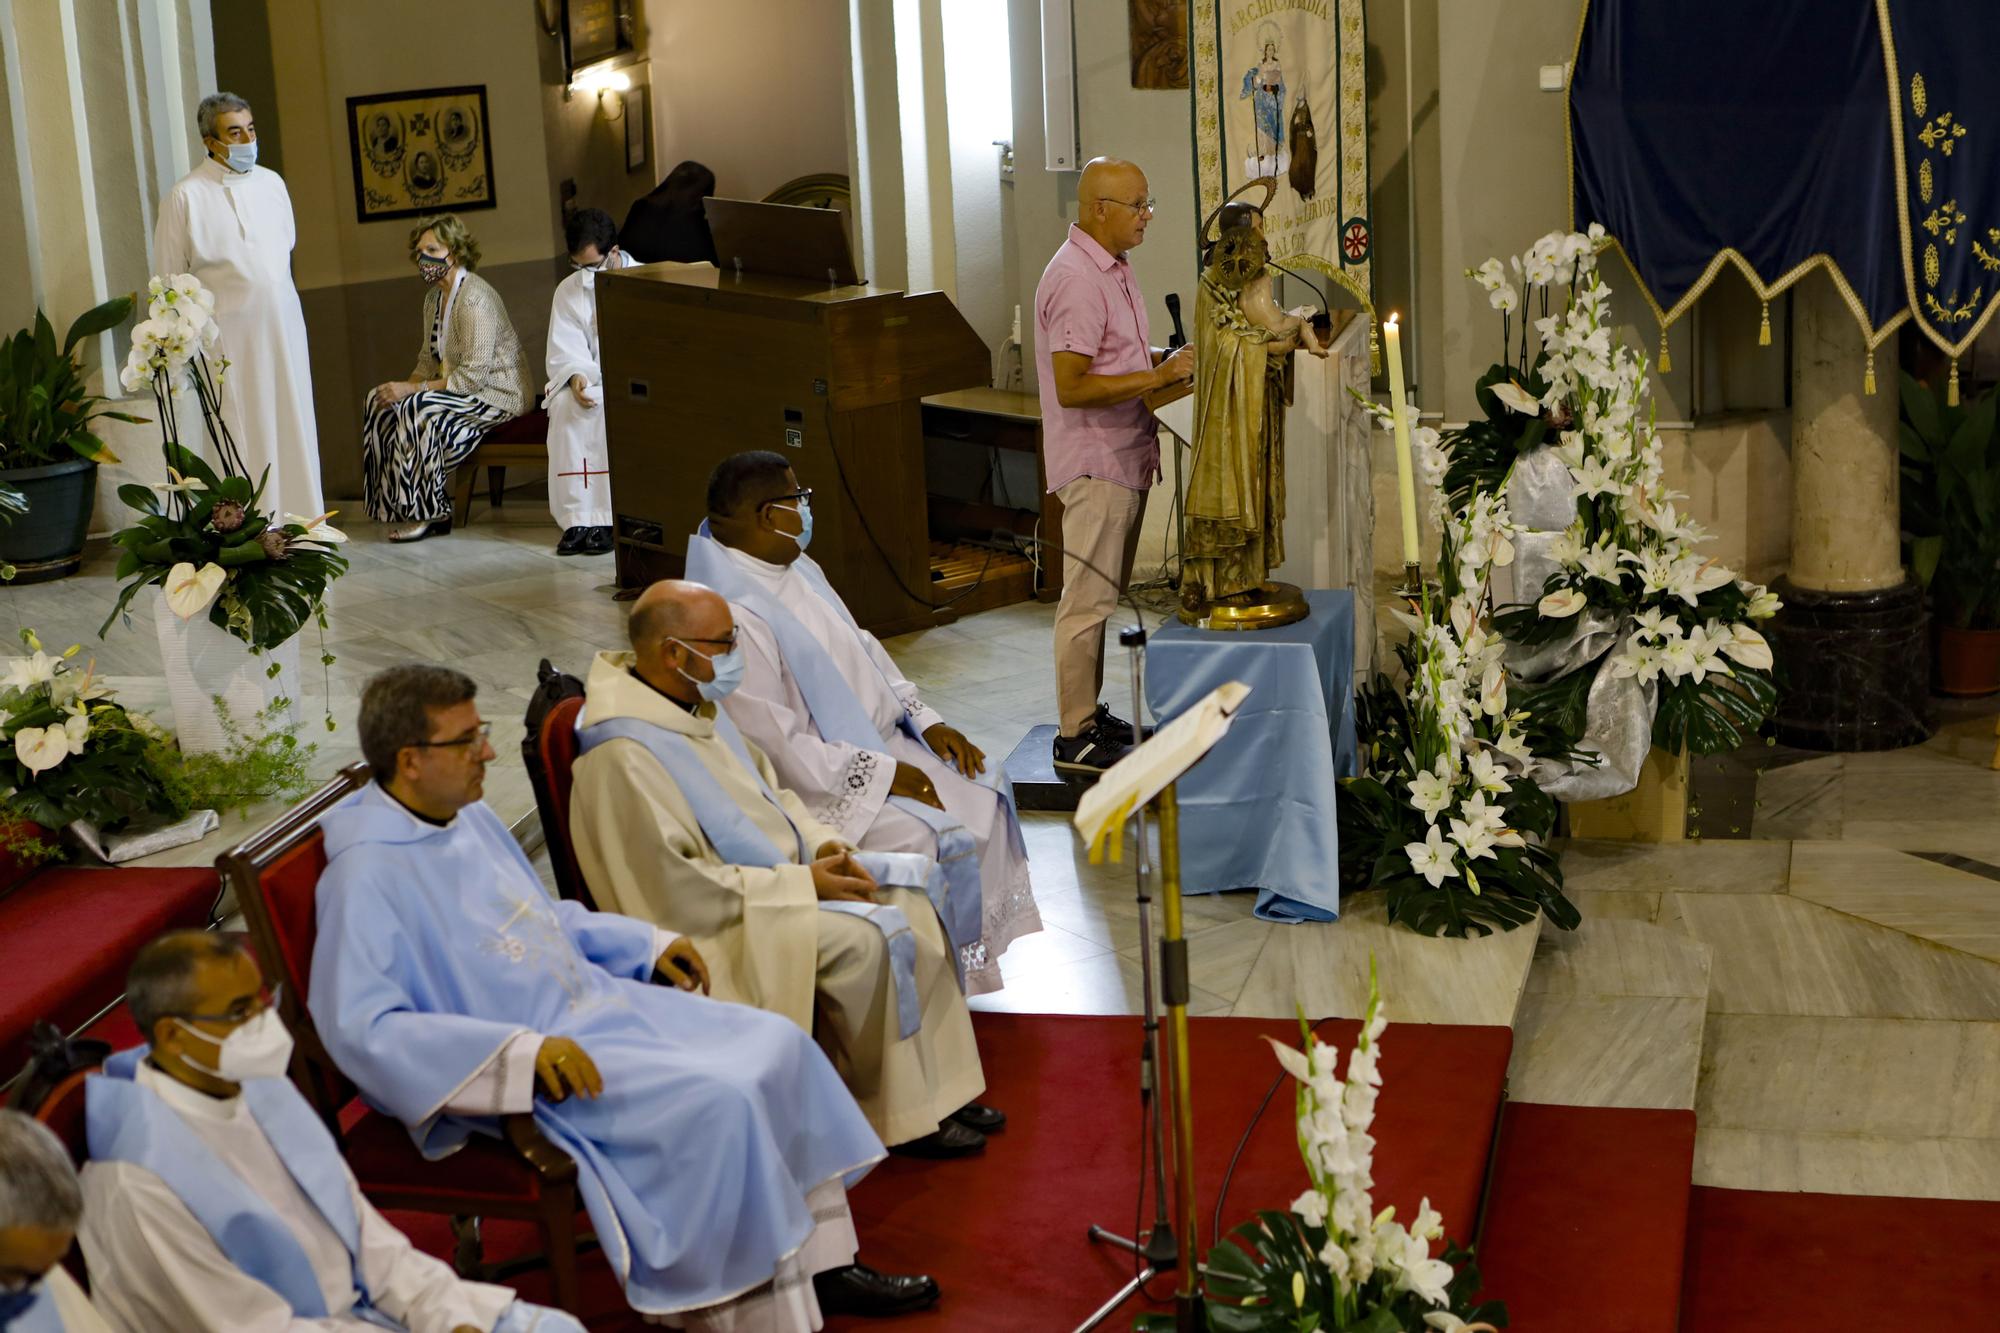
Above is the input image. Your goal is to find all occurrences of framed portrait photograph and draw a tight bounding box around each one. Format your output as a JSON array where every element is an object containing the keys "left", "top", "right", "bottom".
[{"left": 346, "top": 85, "right": 497, "bottom": 223}]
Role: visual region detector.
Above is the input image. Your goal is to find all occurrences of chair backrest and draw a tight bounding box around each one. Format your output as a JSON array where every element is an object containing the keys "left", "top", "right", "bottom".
[
  {"left": 217, "top": 764, "right": 372, "bottom": 1127},
  {"left": 522, "top": 661, "right": 595, "bottom": 908},
  {"left": 28, "top": 1066, "right": 95, "bottom": 1287}
]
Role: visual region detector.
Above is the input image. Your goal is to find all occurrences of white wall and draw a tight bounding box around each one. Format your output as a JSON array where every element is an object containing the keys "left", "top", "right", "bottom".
[{"left": 942, "top": 0, "right": 1016, "bottom": 381}]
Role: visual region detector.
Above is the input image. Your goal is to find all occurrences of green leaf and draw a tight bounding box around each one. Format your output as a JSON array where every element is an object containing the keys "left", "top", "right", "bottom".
[
  {"left": 116, "top": 483, "right": 162, "bottom": 517},
  {"left": 1902, "top": 369, "right": 1942, "bottom": 450},
  {"left": 1912, "top": 534, "right": 1944, "bottom": 588},
  {"left": 60, "top": 294, "right": 134, "bottom": 356}
]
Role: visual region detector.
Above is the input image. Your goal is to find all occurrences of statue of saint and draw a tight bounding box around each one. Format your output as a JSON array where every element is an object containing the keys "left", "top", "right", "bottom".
[{"left": 1180, "top": 196, "right": 1330, "bottom": 626}]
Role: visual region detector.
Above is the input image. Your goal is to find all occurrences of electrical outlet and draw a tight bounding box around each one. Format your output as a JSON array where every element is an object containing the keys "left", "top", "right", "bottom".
[{"left": 784, "top": 428, "right": 803, "bottom": 449}]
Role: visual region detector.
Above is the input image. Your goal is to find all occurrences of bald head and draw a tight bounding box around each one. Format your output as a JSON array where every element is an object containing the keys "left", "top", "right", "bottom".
[
  {"left": 628, "top": 579, "right": 736, "bottom": 704},
  {"left": 1077, "top": 157, "right": 1153, "bottom": 256}
]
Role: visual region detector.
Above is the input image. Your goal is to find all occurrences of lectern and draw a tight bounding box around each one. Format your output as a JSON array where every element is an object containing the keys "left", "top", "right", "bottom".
[{"left": 597, "top": 262, "right": 990, "bottom": 635}]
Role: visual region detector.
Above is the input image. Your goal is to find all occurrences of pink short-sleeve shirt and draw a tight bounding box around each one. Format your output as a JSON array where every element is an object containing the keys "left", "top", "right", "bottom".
[{"left": 1034, "top": 224, "right": 1159, "bottom": 493}]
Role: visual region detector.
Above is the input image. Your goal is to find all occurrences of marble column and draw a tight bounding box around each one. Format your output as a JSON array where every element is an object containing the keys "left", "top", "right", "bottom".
[{"left": 1769, "top": 272, "right": 1931, "bottom": 750}]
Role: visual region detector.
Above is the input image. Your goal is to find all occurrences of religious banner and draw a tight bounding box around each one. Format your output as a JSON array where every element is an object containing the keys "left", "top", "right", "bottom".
[
  {"left": 1570, "top": 0, "right": 2000, "bottom": 398},
  {"left": 1190, "top": 0, "right": 1372, "bottom": 316},
  {"left": 1129, "top": 0, "right": 1188, "bottom": 89},
  {"left": 345, "top": 85, "right": 496, "bottom": 224}
]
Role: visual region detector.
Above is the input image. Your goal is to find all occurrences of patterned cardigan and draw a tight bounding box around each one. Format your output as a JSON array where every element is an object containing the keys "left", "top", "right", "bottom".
[{"left": 411, "top": 270, "right": 532, "bottom": 417}]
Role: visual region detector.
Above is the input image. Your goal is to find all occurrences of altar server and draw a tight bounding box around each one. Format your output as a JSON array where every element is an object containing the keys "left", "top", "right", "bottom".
[
  {"left": 0, "top": 1109, "right": 111, "bottom": 1332},
  {"left": 568, "top": 580, "right": 999, "bottom": 1156},
  {"left": 77, "top": 932, "right": 581, "bottom": 1333},
  {"left": 312, "top": 665, "right": 937, "bottom": 1323},
  {"left": 543, "top": 208, "right": 636, "bottom": 557},
  {"left": 154, "top": 92, "right": 325, "bottom": 518},
  {"left": 687, "top": 452, "right": 1041, "bottom": 993}
]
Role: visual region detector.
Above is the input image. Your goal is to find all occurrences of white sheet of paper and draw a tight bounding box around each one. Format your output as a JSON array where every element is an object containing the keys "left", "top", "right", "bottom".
[{"left": 1072, "top": 680, "right": 1249, "bottom": 855}]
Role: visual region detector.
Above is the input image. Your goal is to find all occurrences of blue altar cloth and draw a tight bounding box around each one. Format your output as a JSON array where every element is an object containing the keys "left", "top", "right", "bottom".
[{"left": 1144, "top": 589, "right": 1357, "bottom": 922}]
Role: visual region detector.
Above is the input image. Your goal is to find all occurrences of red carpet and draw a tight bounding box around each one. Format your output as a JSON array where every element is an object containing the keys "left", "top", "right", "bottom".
[
  {"left": 1473, "top": 1102, "right": 1696, "bottom": 1333},
  {"left": 397, "top": 1011, "right": 1513, "bottom": 1331},
  {"left": 1680, "top": 1185, "right": 2000, "bottom": 1332}
]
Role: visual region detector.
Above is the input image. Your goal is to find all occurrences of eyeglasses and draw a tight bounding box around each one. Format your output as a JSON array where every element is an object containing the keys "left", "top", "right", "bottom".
[
  {"left": 675, "top": 633, "right": 739, "bottom": 652},
  {"left": 1099, "top": 196, "right": 1157, "bottom": 215},
  {"left": 762, "top": 488, "right": 813, "bottom": 508},
  {"left": 411, "top": 720, "right": 493, "bottom": 750},
  {"left": 175, "top": 983, "right": 283, "bottom": 1026}
]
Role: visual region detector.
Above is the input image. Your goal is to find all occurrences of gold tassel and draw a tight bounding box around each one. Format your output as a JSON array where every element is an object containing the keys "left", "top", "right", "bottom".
[
  {"left": 1658, "top": 327, "right": 1671, "bottom": 373},
  {"left": 1949, "top": 358, "right": 1961, "bottom": 406},
  {"left": 1369, "top": 318, "right": 1382, "bottom": 376},
  {"left": 1864, "top": 348, "right": 1877, "bottom": 396},
  {"left": 1758, "top": 301, "right": 1771, "bottom": 346}
]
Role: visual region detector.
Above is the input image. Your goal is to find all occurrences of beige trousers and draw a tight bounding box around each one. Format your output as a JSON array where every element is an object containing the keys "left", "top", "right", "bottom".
[{"left": 1053, "top": 475, "right": 1149, "bottom": 735}]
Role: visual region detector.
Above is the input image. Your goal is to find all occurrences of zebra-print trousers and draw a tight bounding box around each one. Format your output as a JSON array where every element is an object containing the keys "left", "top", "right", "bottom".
[{"left": 360, "top": 389, "right": 513, "bottom": 522}]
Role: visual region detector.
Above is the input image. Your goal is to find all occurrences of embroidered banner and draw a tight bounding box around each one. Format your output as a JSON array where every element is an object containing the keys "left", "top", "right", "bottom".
[{"left": 1191, "top": 0, "right": 1372, "bottom": 313}]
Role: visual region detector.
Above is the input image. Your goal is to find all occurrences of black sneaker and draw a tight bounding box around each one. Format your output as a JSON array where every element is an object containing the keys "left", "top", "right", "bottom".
[
  {"left": 1093, "top": 703, "right": 1142, "bottom": 745},
  {"left": 1053, "top": 721, "right": 1130, "bottom": 773}
]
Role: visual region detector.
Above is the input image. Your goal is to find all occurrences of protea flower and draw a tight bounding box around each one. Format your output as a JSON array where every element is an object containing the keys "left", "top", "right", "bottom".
[
  {"left": 257, "top": 529, "right": 292, "bottom": 561},
  {"left": 210, "top": 499, "right": 246, "bottom": 532}
]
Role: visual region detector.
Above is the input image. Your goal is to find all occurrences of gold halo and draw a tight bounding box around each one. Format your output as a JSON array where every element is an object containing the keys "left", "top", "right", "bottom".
[{"left": 1199, "top": 176, "right": 1279, "bottom": 249}]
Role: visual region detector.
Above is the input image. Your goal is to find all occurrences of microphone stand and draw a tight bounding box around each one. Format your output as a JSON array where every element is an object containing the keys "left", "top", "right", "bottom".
[{"left": 1075, "top": 625, "right": 1179, "bottom": 1331}]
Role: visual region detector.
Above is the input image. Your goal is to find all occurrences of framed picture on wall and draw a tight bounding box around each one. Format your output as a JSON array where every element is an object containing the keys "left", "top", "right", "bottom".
[
  {"left": 625, "top": 85, "right": 648, "bottom": 172},
  {"left": 345, "top": 85, "right": 497, "bottom": 223}
]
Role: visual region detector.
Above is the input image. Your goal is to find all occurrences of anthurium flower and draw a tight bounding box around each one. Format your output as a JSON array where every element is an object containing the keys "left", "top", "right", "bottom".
[
  {"left": 14, "top": 725, "right": 69, "bottom": 774},
  {"left": 1538, "top": 587, "right": 1587, "bottom": 617},
  {"left": 284, "top": 511, "right": 348, "bottom": 544},
  {"left": 164, "top": 561, "right": 226, "bottom": 619},
  {"left": 1489, "top": 378, "right": 1541, "bottom": 415}
]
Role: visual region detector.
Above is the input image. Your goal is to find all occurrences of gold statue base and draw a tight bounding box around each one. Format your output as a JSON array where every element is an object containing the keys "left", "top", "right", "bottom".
[{"left": 1176, "top": 580, "right": 1310, "bottom": 631}]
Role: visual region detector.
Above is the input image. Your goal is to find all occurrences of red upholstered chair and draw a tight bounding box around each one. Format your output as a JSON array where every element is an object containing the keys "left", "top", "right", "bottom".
[
  {"left": 28, "top": 1066, "right": 95, "bottom": 1287},
  {"left": 451, "top": 408, "right": 551, "bottom": 527},
  {"left": 0, "top": 864, "right": 223, "bottom": 1080},
  {"left": 522, "top": 663, "right": 595, "bottom": 908},
  {"left": 219, "top": 763, "right": 585, "bottom": 1311}
]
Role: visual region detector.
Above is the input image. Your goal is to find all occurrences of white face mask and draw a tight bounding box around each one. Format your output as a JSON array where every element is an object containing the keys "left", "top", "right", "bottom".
[{"left": 174, "top": 1006, "right": 296, "bottom": 1083}]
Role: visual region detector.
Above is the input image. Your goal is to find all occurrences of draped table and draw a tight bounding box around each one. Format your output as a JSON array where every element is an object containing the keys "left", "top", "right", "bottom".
[{"left": 1144, "top": 588, "right": 1357, "bottom": 922}]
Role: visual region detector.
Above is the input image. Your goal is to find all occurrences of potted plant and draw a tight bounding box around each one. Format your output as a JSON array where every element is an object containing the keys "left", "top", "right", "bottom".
[
  {"left": 0, "top": 297, "right": 144, "bottom": 582},
  {"left": 99, "top": 275, "right": 348, "bottom": 752},
  {"left": 1898, "top": 371, "right": 2000, "bottom": 695}
]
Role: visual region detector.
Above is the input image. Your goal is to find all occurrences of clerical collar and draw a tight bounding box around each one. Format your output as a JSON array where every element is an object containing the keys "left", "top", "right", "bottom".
[
  {"left": 379, "top": 781, "right": 457, "bottom": 828},
  {"left": 628, "top": 665, "right": 702, "bottom": 715},
  {"left": 138, "top": 1056, "right": 243, "bottom": 1120}
]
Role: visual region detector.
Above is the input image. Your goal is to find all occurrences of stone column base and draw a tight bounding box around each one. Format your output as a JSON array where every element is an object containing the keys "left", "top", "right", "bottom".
[{"left": 1767, "top": 578, "right": 1932, "bottom": 751}]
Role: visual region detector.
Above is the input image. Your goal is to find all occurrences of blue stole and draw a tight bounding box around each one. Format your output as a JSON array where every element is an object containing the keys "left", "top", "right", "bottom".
[
  {"left": 85, "top": 1049, "right": 397, "bottom": 1328},
  {"left": 577, "top": 708, "right": 923, "bottom": 1040},
  {"left": 6, "top": 1281, "right": 66, "bottom": 1333},
  {"left": 685, "top": 524, "right": 1015, "bottom": 965}
]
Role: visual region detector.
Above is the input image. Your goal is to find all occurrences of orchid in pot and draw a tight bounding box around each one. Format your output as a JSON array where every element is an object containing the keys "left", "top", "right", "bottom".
[{"left": 98, "top": 275, "right": 346, "bottom": 748}]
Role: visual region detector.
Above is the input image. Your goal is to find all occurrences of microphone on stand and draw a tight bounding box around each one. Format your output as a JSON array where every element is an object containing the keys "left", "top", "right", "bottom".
[{"left": 1165, "top": 292, "right": 1186, "bottom": 350}]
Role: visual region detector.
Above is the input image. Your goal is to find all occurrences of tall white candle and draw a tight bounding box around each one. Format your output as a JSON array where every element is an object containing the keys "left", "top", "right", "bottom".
[{"left": 1383, "top": 314, "right": 1420, "bottom": 567}]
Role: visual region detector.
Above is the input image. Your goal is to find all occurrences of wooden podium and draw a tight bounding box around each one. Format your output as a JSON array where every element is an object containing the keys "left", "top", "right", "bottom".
[{"left": 597, "top": 263, "right": 990, "bottom": 635}]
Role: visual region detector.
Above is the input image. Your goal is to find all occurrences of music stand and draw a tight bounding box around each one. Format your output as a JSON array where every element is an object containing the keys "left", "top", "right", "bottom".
[
  {"left": 702, "top": 197, "right": 863, "bottom": 285},
  {"left": 1070, "top": 679, "right": 1251, "bottom": 1333}
]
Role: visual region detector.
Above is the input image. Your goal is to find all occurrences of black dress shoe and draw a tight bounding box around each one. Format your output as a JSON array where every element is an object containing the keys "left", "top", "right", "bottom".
[
  {"left": 812, "top": 1263, "right": 940, "bottom": 1317},
  {"left": 580, "top": 525, "right": 613, "bottom": 555},
  {"left": 889, "top": 1118, "right": 986, "bottom": 1159},
  {"left": 949, "top": 1101, "right": 1006, "bottom": 1133},
  {"left": 555, "top": 526, "right": 587, "bottom": 555}
]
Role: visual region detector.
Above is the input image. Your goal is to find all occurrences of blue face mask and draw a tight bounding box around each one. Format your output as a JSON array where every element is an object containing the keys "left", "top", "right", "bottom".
[
  {"left": 774, "top": 497, "right": 812, "bottom": 551},
  {"left": 0, "top": 1281, "right": 43, "bottom": 1325},
  {"left": 221, "top": 140, "right": 258, "bottom": 172},
  {"left": 673, "top": 640, "right": 746, "bottom": 702}
]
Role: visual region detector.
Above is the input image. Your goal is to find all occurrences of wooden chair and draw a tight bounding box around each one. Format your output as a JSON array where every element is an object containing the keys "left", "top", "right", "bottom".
[
  {"left": 521, "top": 662, "right": 595, "bottom": 909},
  {"left": 451, "top": 408, "right": 551, "bottom": 528},
  {"left": 218, "top": 763, "right": 586, "bottom": 1311}
]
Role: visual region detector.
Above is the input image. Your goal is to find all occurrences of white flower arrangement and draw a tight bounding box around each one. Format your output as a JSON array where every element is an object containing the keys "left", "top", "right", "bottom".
[{"left": 1201, "top": 967, "right": 1506, "bottom": 1331}]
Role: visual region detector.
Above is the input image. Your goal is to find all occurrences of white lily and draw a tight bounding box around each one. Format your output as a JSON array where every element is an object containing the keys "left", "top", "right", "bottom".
[
  {"left": 2, "top": 651, "right": 59, "bottom": 690},
  {"left": 1447, "top": 815, "right": 1498, "bottom": 862},
  {"left": 13, "top": 725, "right": 69, "bottom": 774},
  {"left": 164, "top": 561, "right": 226, "bottom": 619},
  {"left": 1408, "top": 762, "right": 1453, "bottom": 824},
  {"left": 1744, "top": 585, "right": 1783, "bottom": 620},
  {"left": 1569, "top": 454, "right": 1621, "bottom": 501},
  {"left": 1538, "top": 587, "right": 1587, "bottom": 618},
  {"left": 1404, "top": 825, "right": 1460, "bottom": 887},
  {"left": 1465, "top": 748, "right": 1512, "bottom": 795},
  {"left": 62, "top": 710, "right": 89, "bottom": 753}
]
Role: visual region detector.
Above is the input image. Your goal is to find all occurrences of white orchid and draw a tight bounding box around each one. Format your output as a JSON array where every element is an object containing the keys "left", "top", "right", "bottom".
[
  {"left": 13, "top": 725, "right": 69, "bottom": 774},
  {"left": 164, "top": 561, "right": 226, "bottom": 619},
  {"left": 1538, "top": 586, "right": 1587, "bottom": 618},
  {"left": 1405, "top": 825, "right": 1460, "bottom": 887},
  {"left": 1488, "top": 282, "right": 1519, "bottom": 314}
]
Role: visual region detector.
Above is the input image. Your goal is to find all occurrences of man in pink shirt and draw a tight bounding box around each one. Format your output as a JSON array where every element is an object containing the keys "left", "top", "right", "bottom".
[{"left": 1035, "top": 157, "right": 1195, "bottom": 772}]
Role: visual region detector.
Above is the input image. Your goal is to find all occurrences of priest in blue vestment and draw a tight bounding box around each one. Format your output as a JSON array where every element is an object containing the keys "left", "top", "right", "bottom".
[
  {"left": 309, "top": 665, "right": 940, "bottom": 1327},
  {"left": 0, "top": 1109, "right": 110, "bottom": 1331},
  {"left": 77, "top": 931, "right": 581, "bottom": 1333}
]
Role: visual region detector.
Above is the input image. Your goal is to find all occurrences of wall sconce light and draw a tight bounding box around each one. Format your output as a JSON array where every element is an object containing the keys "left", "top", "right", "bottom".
[{"left": 570, "top": 64, "right": 632, "bottom": 118}]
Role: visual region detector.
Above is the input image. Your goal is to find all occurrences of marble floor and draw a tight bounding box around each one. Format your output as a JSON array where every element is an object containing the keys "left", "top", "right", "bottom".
[{"left": 12, "top": 498, "right": 2000, "bottom": 1201}]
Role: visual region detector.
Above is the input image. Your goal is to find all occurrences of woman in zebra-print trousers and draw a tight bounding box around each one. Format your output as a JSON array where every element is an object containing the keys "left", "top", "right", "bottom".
[{"left": 363, "top": 213, "right": 531, "bottom": 542}]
